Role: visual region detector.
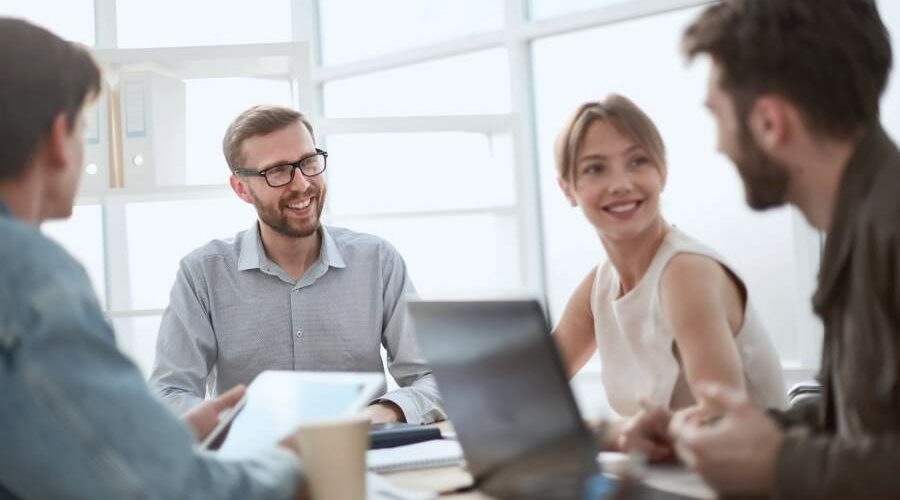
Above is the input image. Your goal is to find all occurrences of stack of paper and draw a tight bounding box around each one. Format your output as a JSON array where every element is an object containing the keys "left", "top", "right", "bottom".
[
  {"left": 367, "top": 439, "right": 464, "bottom": 473},
  {"left": 367, "top": 472, "right": 437, "bottom": 500}
]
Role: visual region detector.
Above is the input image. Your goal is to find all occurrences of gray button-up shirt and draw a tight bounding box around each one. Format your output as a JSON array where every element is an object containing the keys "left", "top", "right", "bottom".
[{"left": 150, "top": 223, "right": 445, "bottom": 424}]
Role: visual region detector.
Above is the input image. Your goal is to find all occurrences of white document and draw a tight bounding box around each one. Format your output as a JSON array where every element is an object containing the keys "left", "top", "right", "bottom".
[
  {"left": 367, "top": 472, "right": 437, "bottom": 500},
  {"left": 367, "top": 439, "right": 464, "bottom": 473},
  {"left": 214, "top": 371, "right": 384, "bottom": 459}
]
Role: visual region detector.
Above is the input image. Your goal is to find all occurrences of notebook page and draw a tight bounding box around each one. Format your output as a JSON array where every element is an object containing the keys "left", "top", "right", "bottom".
[{"left": 367, "top": 439, "right": 464, "bottom": 473}]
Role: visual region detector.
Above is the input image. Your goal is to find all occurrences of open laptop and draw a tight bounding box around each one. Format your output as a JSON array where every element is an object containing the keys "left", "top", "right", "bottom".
[{"left": 409, "top": 298, "right": 695, "bottom": 500}]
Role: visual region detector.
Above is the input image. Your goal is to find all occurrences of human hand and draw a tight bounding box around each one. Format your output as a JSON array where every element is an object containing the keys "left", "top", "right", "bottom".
[
  {"left": 182, "top": 384, "right": 246, "bottom": 441},
  {"left": 275, "top": 427, "right": 309, "bottom": 500},
  {"left": 364, "top": 402, "right": 405, "bottom": 424},
  {"left": 669, "top": 383, "right": 783, "bottom": 496},
  {"left": 278, "top": 429, "right": 304, "bottom": 457},
  {"left": 617, "top": 401, "right": 674, "bottom": 462}
]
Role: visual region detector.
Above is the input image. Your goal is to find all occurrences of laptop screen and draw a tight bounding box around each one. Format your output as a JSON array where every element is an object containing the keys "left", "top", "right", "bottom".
[{"left": 409, "top": 299, "right": 596, "bottom": 479}]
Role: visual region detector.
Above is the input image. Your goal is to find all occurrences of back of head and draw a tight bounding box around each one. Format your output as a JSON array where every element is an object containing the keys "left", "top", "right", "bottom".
[
  {"left": 0, "top": 18, "right": 101, "bottom": 181},
  {"left": 682, "top": 0, "right": 892, "bottom": 138}
]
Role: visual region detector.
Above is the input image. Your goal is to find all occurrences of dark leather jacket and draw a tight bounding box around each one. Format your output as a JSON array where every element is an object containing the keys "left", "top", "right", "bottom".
[{"left": 773, "top": 126, "right": 900, "bottom": 500}]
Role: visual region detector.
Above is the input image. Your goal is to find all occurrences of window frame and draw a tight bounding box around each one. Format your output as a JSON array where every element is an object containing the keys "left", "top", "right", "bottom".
[{"left": 50, "top": 0, "right": 821, "bottom": 375}]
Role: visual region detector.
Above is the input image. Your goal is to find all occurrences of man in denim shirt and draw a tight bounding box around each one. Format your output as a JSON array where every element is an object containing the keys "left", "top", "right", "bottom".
[{"left": 0, "top": 18, "right": 305, "bottom": 500}]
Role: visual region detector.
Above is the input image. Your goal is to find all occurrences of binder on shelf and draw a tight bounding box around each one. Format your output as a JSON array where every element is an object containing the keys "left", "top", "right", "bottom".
[
  {"left": 79, "top": 82, "right": 112, "bottom": 196},
  {"left": 118, "top": 70, "right": 186, "bottom": 189}
]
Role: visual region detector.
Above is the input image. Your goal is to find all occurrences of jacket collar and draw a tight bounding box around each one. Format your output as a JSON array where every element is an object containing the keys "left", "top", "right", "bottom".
[{"left": 813, "top": 125, "right": 895, "bottom": 312}]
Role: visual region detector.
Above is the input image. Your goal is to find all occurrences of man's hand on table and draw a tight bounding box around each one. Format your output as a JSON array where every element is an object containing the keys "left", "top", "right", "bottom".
[
  {"left": 670, "top": 383, "right": 782, "bottom": 497},
  {"left": 365, "top": 401, "right": 406, "bottom": 424}
]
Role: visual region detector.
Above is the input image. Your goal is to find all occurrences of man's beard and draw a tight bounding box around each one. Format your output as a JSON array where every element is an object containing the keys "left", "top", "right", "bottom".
[
  {"left": 249, "top": 186, "right": 324, "bottom": 238},
  {"left": 733, "top": 122, "right": 791, "bottom": 210}
]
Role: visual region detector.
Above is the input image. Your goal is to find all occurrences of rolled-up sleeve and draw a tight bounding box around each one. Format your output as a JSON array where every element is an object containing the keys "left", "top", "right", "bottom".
[
  {"left": 150, "top": 258, "right": 217, "bottom": 415},
  {"left": 375, "top": 246, "right": 446, "bottom": 424}
]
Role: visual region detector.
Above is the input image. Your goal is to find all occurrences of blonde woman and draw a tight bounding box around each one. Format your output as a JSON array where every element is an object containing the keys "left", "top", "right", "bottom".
[{"left": 553, "top": 94, "right": 786, "bottom": 460}]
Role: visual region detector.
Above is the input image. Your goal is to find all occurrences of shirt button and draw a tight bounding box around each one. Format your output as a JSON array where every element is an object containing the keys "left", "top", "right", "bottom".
[{"left": 295, "top": 329, "right": 303, "bottom": 339}]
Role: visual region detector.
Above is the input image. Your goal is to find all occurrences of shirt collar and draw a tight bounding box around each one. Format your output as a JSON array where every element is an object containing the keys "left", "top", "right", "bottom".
[
  {"left": 0, "top": 199, "right": 9, "bottom": 218},
  {"left": 237, "top": 222, "right": 347, "bottom": 272},
  {"left": 319, "top": 224, "right": 347, "bottom": 269},
  {"left": 237, "top": 223, "right": 266, "bottom": 272}
]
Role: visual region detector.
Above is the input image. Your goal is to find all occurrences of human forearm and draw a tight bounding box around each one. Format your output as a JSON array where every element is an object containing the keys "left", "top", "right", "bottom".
[
  {"left": 378, "top": 373, "right": 446, "bottom": 424},
  {"left": 155, "top": 385, "right": 205, "bottom": 415},
  {"left": 149, "top": 262, "right": 218, "bottom": 413},
  {"left": 189, "top": 448, "right": 303, "bottom": 500}
]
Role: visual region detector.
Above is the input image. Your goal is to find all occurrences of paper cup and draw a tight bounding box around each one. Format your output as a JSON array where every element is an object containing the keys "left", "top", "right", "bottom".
[{"left": 294, "top": 414, "right": 370, "bottom": 500}]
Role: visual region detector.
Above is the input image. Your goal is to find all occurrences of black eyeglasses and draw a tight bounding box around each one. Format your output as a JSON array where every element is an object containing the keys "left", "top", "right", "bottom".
[{"left": 233, "top": 148, "right": 328, "bottom": 188}]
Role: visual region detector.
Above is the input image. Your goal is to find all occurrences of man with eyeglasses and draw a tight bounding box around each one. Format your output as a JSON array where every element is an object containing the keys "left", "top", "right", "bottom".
[{"left": 150, "top": 105, "right": 445, "bottom": 425}]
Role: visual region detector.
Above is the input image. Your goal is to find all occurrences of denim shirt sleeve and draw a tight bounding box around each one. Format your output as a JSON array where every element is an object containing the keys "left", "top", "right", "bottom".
[{"left": 0, "top": 224, "right": 301, "bottom": 500}]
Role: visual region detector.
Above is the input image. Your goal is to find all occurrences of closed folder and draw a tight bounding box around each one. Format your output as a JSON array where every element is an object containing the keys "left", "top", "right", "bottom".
[{"left": 368, "top": 422, "right": 443, "bottom": 449}]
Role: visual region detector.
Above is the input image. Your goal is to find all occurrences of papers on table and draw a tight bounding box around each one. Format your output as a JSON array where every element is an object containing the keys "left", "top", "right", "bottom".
[
  {"left": 367, "top": 439, "right": 464, "bottom": 473},
  {"left": 367, "top": 472, "right": 437, "bottom": 500}
]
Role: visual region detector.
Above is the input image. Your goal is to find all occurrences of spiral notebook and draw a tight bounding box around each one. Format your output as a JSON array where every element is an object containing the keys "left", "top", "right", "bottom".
[{"left": 367, "top": 439, "right": 464, "bottom": 473}]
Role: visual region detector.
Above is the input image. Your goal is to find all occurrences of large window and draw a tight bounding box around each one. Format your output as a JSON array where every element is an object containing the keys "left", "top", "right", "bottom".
[
  {"left": 112, "top": 316, "right": 162, "bottom": 376},
  {"left": 115, "top": 0, "right": 291, "bottom": 48},
  {"left": 529, "top": 0, "right": 628, "bottom": 19},
  {"left": 317, "top": 0, "right": 504, "bottom": 65},
  {"left": 325, "top": 132, "right": 515, "bottom": 215},
  {"left": 879, "top": 0, "right": 900, "bottom": 140},
  {"left": 0, "top": 0, "right": 95, "bottom": 45},
  {"left": 322, "top": 49, "right": 511, "bottom": 118},
  {"left": 43, "top": 205, "right": 107, "bottom": 308},
  {"left": 185, "top": 78, "right": 294, "bottom": 185},
  {"left": 316, "top": 5, "right": 529, "bottom": 302},
  {"left": 329, "top": 213, "right": 521, "bottom": 295},
  {"left": 124, "top": 198, "right": 257, "bottom": 310},
  {"left": 19, "top": 0, "right": 900, "bottom": 383}
]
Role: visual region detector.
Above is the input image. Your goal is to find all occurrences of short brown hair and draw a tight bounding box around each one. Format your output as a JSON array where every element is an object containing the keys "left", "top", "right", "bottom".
[
  {"left": 222, "top": 105, "right": 316, "bottom": 171},
  {"left": 682, "top": 0, "right": 892, "bottom": 139},
  {"left": 0, "top": 18, "right": 101, "bottom": 180},
  {"left": 555, "top": 94, "right": 666, "bottom": 183}
]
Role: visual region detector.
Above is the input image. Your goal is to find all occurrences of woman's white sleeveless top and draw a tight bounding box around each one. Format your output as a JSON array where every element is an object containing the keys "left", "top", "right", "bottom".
[{"left": 591, "top": 227, "right": 787, "bottom": 416}]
